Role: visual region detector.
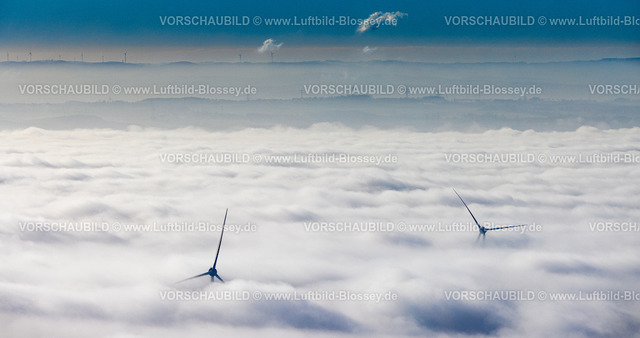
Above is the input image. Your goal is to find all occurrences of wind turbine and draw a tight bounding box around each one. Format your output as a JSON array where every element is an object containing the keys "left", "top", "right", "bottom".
[
  {"left": 453, "top": 188, "right": 526, "bottom": 244},
  {"left": 176, "top": 209, "right": 229, "bottom": 283}
]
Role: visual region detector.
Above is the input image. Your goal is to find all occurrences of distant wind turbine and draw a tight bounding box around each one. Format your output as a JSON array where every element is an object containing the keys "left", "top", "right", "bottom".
[
  {"left": 453, "top": 188, "right": 526, "bottom": 244},
  {"left": 176, "top": 209, "right": 229, "bottom": 283}
]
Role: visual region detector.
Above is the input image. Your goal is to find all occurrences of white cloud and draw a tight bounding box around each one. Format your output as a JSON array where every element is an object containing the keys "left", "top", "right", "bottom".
[
  {"left": 258, "top": 39, "right": 283, "bottom": 53},
  {"left": 357, "top": 11, "right": 407, "bottom": 33},
  {"left": 362, "top": 46, "right": 377, "bottom": 54}
]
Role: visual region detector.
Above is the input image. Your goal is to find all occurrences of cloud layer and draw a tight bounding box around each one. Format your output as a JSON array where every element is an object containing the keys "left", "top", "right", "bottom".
[{"left": 1, "top": 125, "right": 639, "bottom": 337}]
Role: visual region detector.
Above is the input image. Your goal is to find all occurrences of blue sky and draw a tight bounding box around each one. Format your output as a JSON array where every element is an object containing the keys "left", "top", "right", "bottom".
[{"left": 1, "top": 0, "right": 638, "bottom": 47}]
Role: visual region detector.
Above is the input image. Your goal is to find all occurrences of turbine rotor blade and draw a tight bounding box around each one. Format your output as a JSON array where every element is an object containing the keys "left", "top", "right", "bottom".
[
  {"left": 453, "top": 188, "right": 482, "bottom": 230},
  {"left": 175, "top": 271, "right": 209, "bottom": 284},
  {"left": 212, "top": 208, "right": 228, "bottom": 269},
  {"left": 475, "top": 232, "right": 481, "bottom": 244},
  {"left": 216, "top": 274, "right": 225, "bottom": 283}
]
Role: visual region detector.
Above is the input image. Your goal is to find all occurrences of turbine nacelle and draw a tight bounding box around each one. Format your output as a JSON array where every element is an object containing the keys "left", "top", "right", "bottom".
[{"left": 208, "top": 267, "right": 224, "bottom": 283}]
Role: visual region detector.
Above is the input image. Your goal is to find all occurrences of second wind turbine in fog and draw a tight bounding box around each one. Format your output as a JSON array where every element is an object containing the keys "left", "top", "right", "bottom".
[{"left": 453, "top": 189, "right": 527, "bottom": 244}]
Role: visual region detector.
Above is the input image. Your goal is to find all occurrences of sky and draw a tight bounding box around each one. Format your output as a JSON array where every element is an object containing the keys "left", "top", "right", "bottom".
[{"left": 1, "top": 0, "right": 639, "bottom": 62}]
